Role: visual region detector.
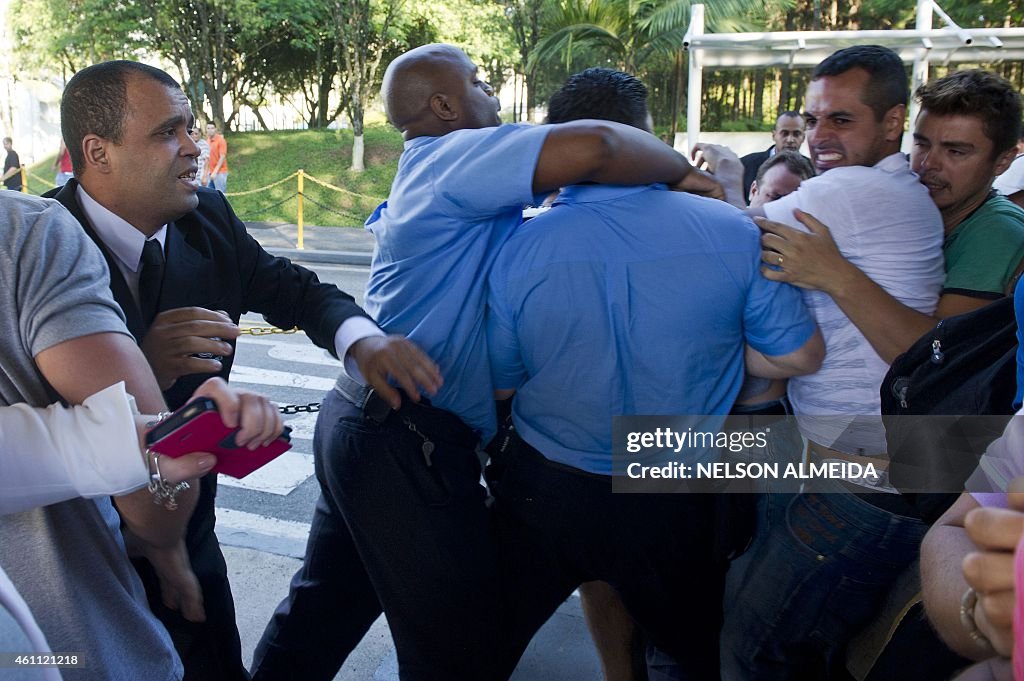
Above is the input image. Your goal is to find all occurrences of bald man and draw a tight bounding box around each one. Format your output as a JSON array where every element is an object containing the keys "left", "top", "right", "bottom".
[{"left": 253, "top": 44, "right": 720, "bottom": 681}]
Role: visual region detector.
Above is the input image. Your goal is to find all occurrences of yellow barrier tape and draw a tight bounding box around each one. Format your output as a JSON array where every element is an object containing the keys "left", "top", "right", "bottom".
[
  {"left": 27, "top": 170, "right": 55, "bottom": 187},
  {"left": 302, "top": 172, "right": 385, "bottom": 203},
  {"left": 224, "top": 171, "right": 299, "bottom": 197}
]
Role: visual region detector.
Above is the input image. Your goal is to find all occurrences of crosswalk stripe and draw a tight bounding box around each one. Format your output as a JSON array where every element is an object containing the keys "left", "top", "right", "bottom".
[
  {"left": 230, "top": 365, "right": 335, "bottom": 392},
  {"left": 216, "top": 507, "right": 311, "bottom": 558}
]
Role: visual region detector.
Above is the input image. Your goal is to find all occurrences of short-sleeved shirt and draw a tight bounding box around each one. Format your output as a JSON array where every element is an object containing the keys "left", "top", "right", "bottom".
[
  {"left": 4, "top": 149, "right": 21, "bottom": 190},
  {"left": 0, "top": 193, "right": 183, "bottom": 681},
  {"left": 207, "top": 134, "right": 228, "bottom": 174},
  {"left": 763, "top": 153, "right": 945, "bottom": 455},
  {"left": 943, "top": 194, "right": 1024, "bottom": 298},
  {"left": 364, "top": 124, "right": 551, "bottom": 442},
  {"left": 967, "top": 410, "right": 1024, "bottom": 508},
  {"left": 487, "top": 184, "right": 816, "bottom": 474}
]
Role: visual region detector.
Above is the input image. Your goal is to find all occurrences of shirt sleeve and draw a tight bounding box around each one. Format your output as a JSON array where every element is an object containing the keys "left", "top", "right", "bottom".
[
  {"left": 733, "top": 217, "right": 817, "bottom": 355},
  {"left": 431, "top": 124, "right": 552, "bottom": 219},
  {"left": 966, "top": 411, "right": 1024, "bottom": 508},
  {"left": 15, "top": 201, "right": 130, "bottom": 358},
  {"left": 943, "top": 215, "right": 1024, "bottom": 297},
  {"left": 0, "top": 382, "right": 148, "bottom": 515}
]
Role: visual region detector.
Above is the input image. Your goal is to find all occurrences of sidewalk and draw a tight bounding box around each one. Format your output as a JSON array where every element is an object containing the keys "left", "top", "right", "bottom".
[
  {"left": 246, "top": 221, "right": 374, "bottom": 266},
  {"left": 223, "top": 544, "right": 602, "bottom": 680}
]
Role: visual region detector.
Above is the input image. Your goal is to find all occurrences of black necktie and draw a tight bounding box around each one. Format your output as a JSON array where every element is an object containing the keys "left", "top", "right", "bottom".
[{"left": 138, "top": 239, "right": 165, "bottom": 326}]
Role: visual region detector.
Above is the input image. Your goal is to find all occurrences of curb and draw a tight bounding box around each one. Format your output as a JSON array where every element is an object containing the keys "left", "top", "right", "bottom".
[{"left": 266, "top": 247, "right": 371, "bottom": 266}]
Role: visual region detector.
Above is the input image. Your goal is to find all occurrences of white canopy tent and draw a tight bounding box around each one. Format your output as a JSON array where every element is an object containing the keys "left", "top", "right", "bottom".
[{"left": 683, "top": 0, "right": 1024, "bottom": 149}]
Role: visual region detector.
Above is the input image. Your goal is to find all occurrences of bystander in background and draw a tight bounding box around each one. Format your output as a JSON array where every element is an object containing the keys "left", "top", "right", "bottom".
[
  {"left": 206, "top": 122, "right": 228, "bottom": 192},
  {"left": 53, "top": 140, "right": 72, "bottom": 186},
  {"left": 2, "top": 137, "right": 22, "bottom": 191}
]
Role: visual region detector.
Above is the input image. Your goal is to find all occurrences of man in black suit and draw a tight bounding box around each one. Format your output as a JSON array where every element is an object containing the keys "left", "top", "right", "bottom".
[
  {"left": 740, "top": 110, "right": 807, "bottom": 199},
  {"left": 49, "top": 60, "right": 441, "bottom": 681}
]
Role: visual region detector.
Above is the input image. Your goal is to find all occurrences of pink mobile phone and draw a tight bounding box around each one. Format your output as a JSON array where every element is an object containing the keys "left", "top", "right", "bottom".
[{"left": 145, "top": 398, "right": 292, "bottom": 479}]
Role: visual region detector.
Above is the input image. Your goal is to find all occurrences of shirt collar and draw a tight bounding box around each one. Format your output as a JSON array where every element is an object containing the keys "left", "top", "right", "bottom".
[
  {"left": 76, "top": 184, "right": 167, "bottom": 273},
  {"left": 874, "top": 152, "right": 909, "bottom": 173},
  {"left": 554, "top": 183, "right": 663, "bottom": 206}
]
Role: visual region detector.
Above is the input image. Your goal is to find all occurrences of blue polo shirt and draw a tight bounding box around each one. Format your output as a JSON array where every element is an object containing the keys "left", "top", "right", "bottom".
[
  {"left": 364, "top": 124, "right": 551, "bottom": 443},
  {"left": 487, "top": 184, "right": 817, "bottom": 474}
]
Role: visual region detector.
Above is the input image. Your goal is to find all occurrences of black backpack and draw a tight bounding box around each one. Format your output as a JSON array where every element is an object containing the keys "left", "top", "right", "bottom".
[{"left": 880, "top": 295, "right": 1019, "bottom": 523}]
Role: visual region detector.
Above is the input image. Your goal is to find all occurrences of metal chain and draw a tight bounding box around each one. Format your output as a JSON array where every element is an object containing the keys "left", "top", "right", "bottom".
[
  {"left": 235, "top": 192, "right": 299, "bottom": 220},
  {"left": 278, "top": 402, "right": 321, "bottom": 415},
  {"left": 297, "top": 192, "right": 370, "bottom": 224}
]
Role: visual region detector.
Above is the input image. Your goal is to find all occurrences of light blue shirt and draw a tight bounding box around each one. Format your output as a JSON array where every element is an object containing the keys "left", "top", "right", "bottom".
[
  {"left": 487, "top": 184, "right": 817, "bottom": 474},
  {"left": 364, "top": 124, "right": 551, "bottom": 442}
]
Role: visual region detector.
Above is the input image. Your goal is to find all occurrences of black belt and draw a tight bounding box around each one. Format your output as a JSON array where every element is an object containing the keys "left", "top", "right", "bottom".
[
  {"left": 334, "top": 373, "right": 393, "bottom": 423},
  {"left": 333, "top": 373, "right": 478, "bottom": 448},
  {"left": 725, "top": 396, "right": 793, "bottom": 431},
  {"left": 730, "top": 395, "right": 792, "bottom": 418}
]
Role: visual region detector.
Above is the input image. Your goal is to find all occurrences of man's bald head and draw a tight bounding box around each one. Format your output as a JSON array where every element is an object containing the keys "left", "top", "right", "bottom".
[{"left": 382, "top": 43, "right": 500, "bottom": 139}]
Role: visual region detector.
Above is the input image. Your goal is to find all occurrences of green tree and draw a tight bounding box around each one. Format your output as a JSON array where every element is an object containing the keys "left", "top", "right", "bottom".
[
  {"left": 330, "top": 0, "right": 405, "bottom": 171},
  {"left": 10, "top": 0, "right": 143, "bottom": 79}
]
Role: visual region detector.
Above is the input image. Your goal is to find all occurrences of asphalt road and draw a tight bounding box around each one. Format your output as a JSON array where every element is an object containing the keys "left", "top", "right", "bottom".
[{"left": 215, "top": 262, "right": 370, "bottom": 548}]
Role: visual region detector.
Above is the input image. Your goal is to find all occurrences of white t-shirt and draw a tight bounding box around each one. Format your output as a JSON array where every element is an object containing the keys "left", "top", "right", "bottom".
[{"left": 764, "top": 153, "right": 945, "bottom": 455}]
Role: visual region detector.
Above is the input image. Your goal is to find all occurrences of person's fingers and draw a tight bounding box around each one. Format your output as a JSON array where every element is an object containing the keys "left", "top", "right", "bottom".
[
  {"left": 152, "top": 306, "right": 234, "bottom": 324},
  {"left": 963, "top": 550, "right": 1016, "bottom": 593},
  {"left": 1005, "top": 476, "right": 1024, "bottom": 511},
  {"left": 171, "top": 356, "right": 225, "bottom": 378},
  {"left": 753, "top": 216, "right": 796, "bottom": 237},
  {"left": 193, "top": 377, "right": 239, "bottom": 427},
  {"left": 156, "top": 453, "right": 217, "bottom": 483},
  {"left": 761, "top": 249, "right": 787, "bottom": 267},
  {"left": 367, "top": 368, "right": 403, "bottom": 410},
  {"left": 760, "top": 266, "right": 787, "bottom": 282},
  {"left": 978, "top": 590, "right": 1015, "bottom": 629},
  {"left": 248, "top": 393, "right": 282, "bottom": 449},
  {"left": 385, "top": 340, "right": 442, "bottom": 399},
  {"left": 964, "top": 507, "right": 1024, "bottom": 550},
  {"left": 793, "top": 209, "right": 830, "bottom": 236}
]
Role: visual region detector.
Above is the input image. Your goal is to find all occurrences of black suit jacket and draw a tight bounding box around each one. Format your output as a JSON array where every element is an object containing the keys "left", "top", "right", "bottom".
[
  {"left": 48, "top": 179, "right": 371, "bottom": 678},
  {"left": 51, "top": 179, "right": 368, "bottom": 409},
  {"left": 740, "top": 146, "right": 773, "bottom": 201}
]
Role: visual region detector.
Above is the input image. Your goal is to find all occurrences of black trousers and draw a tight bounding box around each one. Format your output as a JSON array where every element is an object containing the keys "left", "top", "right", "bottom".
[
  {"left": 133, "top": 475, "right": 249, "bottom": 681},
  {"left": 492, "top": 436, "right": 727, "bottom": 681}
]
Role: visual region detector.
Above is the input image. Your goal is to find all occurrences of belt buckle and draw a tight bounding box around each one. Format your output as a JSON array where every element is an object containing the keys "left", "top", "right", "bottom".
[{"left": 363, "top": 389, "right": 392, "bottom": 424}]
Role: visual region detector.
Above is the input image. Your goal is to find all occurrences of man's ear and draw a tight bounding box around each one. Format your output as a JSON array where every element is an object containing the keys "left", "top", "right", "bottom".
[
  {"left": 748, "top": 179, "right": 759, "bottom": 204},
  {"left": 429, "top": 93, "right": 458, "bottom": 122},
  {"left": 81, "top": 135, "right": 112, "bottom": 175},
  {"left": 883, "top": 103, "right": 906, "bottom": 143},
  {"left": 993, "top": 146, "right": 1017, "bottom": 178}
]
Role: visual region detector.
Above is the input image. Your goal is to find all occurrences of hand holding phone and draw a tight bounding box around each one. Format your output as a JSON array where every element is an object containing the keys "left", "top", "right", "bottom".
[{"left": 146, "top": 382, "right": 290, "bottom": 478}]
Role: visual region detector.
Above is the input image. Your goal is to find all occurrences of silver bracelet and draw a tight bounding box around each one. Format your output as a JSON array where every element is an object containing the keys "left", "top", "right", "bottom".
[
  {"left": 146, "top": 411, "right": 172, "bottom": 429},
  {"left": 960, "top": 587, "right": 995, "bottom": 652},
  {"left": 146, "top": 449, "right": 190, "bottom": 511}
]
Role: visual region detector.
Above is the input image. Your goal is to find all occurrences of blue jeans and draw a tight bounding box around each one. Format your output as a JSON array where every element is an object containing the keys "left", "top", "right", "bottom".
[
  {"left": 719, "top": 479, "right": 927, "bottom": 681},
  {"left": 210, "top": 173, "right": 227, "bottom": 193}
]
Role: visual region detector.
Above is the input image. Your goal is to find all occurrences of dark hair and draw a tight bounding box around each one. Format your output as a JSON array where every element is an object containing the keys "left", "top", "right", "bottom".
[
  {"left": 915, "top": 70, "right": 1023, "bottom": 157},
  {"left": 776, "top": 111, "right": 802, "bottom": 125},
  {"left": 546, "top": 68, "right": 650, "bottom": 131},
  {"left": 755, "top": 150, "right": 816, "bottom": 184},
  {"left": 2, "top": 137, "right": 11, "bottom": 145},
  {"left": 812, "top": 45, "right": 908, "bottom": 120},
  {"left": 61, "top": 60, "right": 180, "bottom": 175}
]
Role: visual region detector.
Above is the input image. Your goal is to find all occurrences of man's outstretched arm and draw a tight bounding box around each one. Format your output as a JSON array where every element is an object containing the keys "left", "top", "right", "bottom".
[
  {"left": 758, "top": 210, "right": 986, "bottom": 364},
  {"left": 533, "top": 120, "right": 722, "bottom": 198}
]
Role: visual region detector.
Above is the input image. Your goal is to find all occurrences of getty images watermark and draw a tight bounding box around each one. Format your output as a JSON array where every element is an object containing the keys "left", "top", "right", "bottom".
[{"left": 611, "top": 415, "right": 885, "bottom": 493}]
